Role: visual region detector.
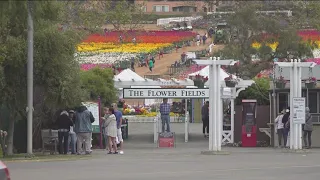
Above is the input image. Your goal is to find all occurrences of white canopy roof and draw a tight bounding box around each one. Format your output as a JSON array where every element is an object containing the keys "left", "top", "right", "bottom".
[
  {"left": 188, "top": 65, "right": 237, "bottom": 80},
  {"left": 114, "top": 69, "right": 153, "bottom": 82}
]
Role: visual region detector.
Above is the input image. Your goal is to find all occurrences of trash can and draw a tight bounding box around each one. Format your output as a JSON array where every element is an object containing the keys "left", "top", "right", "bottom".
[{"left": 121, "top": 118, "right": 128, "bottom": 140}]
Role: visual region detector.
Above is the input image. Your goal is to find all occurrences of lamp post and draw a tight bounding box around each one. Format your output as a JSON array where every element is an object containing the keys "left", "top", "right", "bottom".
[
  {"left": 194, "top": 57, "right": 236, "bottom": 151},
  {"left": 275, "top": 59, "right": 316, "bottom": 150},
  {"left": 27, "top": 0, "right": 34, "bottom": 155}
]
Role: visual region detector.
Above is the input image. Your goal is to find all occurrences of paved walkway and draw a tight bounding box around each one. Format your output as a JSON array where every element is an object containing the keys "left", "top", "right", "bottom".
[{"left": 7, "top": 123, "right": 320, "bottom": 180}]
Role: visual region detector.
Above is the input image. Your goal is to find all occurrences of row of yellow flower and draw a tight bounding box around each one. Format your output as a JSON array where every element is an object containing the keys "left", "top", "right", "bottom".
[
  {"left": 251, "top": 42, "right": 279, "bottom": 51},
  {"left": 252, "top": 41, "right": 320, "bottom": 51},
  {"left": 77, "top": 42, "right": 172, "bottom": 53}
]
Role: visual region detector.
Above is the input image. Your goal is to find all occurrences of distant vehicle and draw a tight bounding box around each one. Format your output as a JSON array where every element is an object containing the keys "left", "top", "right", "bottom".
[{"left": 0, "top": 161, "right": 10, "bottom": 180}]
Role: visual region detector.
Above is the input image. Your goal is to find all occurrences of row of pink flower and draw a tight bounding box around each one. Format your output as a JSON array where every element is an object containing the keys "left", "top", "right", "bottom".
[
  {"left": 102, "top": 30, "right": 197, "bottom": 37},
  {"left": 306, "top": 58, "right": 320, "bottom": 65}
]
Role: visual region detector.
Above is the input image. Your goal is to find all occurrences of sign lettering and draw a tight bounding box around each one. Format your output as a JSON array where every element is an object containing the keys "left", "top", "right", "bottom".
[{"left": 123, "top": 88, "right": 209, "bottom": 98}]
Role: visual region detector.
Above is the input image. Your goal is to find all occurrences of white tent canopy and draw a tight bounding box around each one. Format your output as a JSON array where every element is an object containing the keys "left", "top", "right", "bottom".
[
  {"left": 114, "top": 69, "right": 161, "bottom": 105},
  {"left": 188, "top": 65, "right": 237, "bottom": 79}
]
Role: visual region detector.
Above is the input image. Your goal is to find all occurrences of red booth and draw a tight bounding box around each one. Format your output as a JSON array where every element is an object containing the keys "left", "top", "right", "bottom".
[{"left": 241, "top": 99, "right": 257, "bottom": 147}]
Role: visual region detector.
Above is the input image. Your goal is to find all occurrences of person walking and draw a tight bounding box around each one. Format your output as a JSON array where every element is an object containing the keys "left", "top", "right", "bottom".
[
  {"left": 303, "top": 107, "right": 313, "bottom": 149},
  {"left": 148, "top": 58, "right": 154, "bottom": 72},
  {"left": 111, "top": 103, "right": 124, "bottom": 155},
  {"left": 202, "top": 33, "right": 207, "bottom": 45},
  {"left": 160, "top": 98, "right": 171, "bottom": 132},
  {"left": 74, "top": 105, "right": 95, "bottom": 155},
  {"left": 201, "top": 101, "right": 209, "bottom": 138},
  {"left": 274, "top": 110, "right": 285, "bottom": 148},
  {"left": 56, "top": 110, "right": 73, "bottom": 154},
  {"left": 104, "top": 107, "right": 118, "bottom": 154},
  {"left": 68, "top": 110, "right": 77, "bottom": 154}
]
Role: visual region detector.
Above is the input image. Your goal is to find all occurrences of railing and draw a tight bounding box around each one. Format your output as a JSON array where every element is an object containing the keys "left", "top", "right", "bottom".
[
  {"left": 311, "top": 114, "right": 320, "bottom": 124},
  {"left": 144, "top": 74, "right": 162, "bottom": 80},
  {"left": 167, "top": 66, "right": 188, "bottom": 76}
]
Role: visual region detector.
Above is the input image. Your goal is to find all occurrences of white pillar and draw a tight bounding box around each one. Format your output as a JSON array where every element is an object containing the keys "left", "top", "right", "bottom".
[
  {"left": 217, "top": 63, "right": 222, "bottom": 151},
  {"left": 185, "top": 100, "right": 188, "bottom": 142},
  {"left": 289, "top": 59, "right": 294, "bottom": 149},
  {"left": 294, "top": 59, "right": 299, "bottom": 150},
  {"left": 231, "top": 98, "right": 235, "bottom": 143},
  {"left": 154, "top": 114, "right": 158, "bottom": 143},
  {"left": 209, "top": 59, "right": 216, "bottom": 151},
  {"left": 297, "top": 59, "right": 303, "bottom": 149}
]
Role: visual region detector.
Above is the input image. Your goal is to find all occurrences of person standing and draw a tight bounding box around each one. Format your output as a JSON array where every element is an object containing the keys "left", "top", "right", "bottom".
[
  {"left": 303, "top": 107, "right": 313, "bottom": 149},
  {"left": 282, "top": 108, "right": 290, "bottom": 148},
  {"left": 160, "top": 98, "right": 171, "bottom": 132},
  {"left": 105, "top": 107, "right": 118, "bottom": 154},
  {"left": 274, "top": 110, "right": 285, "bottom": 148},
  {"left": 56, "top": 110, "right": 73, "bottom": 154},
  {"left": 68, "top": 110, "right": 77, "bottom": 154},
  {"left": 101, "top": 107, "right": 110, "bottom": 150},
  {"left": 74, "top": 105, "right": 95, "bottom": 155},
  {"left": 111, "top": 103, "right": 124, "bottom": 155},
  {"left": 201, "top": 101, "right": 209, "bottom": 138},
  {"left": 130, "top": 57, "right": 135, "bottom": 72}
]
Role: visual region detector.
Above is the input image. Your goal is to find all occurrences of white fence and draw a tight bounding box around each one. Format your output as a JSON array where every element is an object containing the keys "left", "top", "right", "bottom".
[{"left": 157, "top": 16, "right": 203, "bottom": 26}]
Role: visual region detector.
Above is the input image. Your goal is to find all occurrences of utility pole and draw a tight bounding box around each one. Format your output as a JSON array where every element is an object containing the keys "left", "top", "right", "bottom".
[{"left": 27, "top": 0, "right": 34, "bottom": 155}]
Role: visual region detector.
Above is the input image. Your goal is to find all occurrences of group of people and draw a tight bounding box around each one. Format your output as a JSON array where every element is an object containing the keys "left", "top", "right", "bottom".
[
  {"left": 56, "top": 106, "right": 95, "bottom": 155},
  {"left": 275, "top": 107, "right": 313, "bottom": 149},
  {"left": 196, "top": 33, "right": 207, "bottom": 46},
  {"left": 55, "top": 103, "right": 124, "bottom": 155}
]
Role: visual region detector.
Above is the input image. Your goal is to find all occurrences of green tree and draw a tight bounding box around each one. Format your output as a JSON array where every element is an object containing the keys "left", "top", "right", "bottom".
[
  {"left": 236, "top": 77, "right": 270, "bottom": 105},
  {"left": 0, "top": 1, "right": 85, "bottom": 155},
  {"left": 80, "top": 68, "right": 117, "bottom": 106},
  {"left": 213, "top": 2, "right": 317, "bottom": 78}
]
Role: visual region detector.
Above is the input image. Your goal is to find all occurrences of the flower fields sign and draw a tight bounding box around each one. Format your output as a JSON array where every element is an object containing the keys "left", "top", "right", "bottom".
[{"left": 123, "top": 88, "right": 209, "bottom": 99}]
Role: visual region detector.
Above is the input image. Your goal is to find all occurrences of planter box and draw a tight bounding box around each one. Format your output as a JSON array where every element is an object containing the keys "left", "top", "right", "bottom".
[
  {"left": 225, "top": 81, "right": 236, "bottom": 87},
  {"left": 305, "top": 82, "right": 316, "bottom": 89},
  {"left": 275, "top": 82, "right": 286, "bottom": 89}
]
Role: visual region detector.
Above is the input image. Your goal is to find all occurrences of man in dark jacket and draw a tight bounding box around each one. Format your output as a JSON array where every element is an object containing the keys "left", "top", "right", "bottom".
[
  {"left": 74, "top": 106, "right": 95, "bottom": 155},
  {"left": 201, "top": 101, "right": 209, "bottom": 138},
  {"left": 56, "top": 110, "right": 73, "bottom": 154}
]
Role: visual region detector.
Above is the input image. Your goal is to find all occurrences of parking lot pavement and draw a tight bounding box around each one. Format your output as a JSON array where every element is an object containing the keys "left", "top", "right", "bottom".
[{"left": 7, "top": 123, "right": 320, "bottom": 180}]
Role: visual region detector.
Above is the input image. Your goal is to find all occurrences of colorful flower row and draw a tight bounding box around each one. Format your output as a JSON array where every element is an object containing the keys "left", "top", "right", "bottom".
[
  {"left": 77, "top": 42, "right": 172, "bottom": 53},
  {"left": 83, "top": 31, "right": 196, "bottom": 43}
]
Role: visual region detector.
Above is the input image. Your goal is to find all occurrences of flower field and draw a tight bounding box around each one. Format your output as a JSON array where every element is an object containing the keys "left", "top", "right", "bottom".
[
  {"left": 251, "top": 30, "right": 320, "bottom": 51},
  {"left": 76, "top": 30, "right": 196, "bottom": 70}
]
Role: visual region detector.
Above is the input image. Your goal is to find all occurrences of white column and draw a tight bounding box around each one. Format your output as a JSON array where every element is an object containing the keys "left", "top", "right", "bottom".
[
  {"left": 209, "top": 59, "right": 216, "bottom": 151},
  {"left": 289, "top": 59, "right": 294, "bottom": 149},
  {"left": 297, "top": 59, "right": 303, "bottom": 149},
  {"left": 154, "top": 114, "right": 158, "bottom": 143},
  {"left": 217, "top": 63, "right": 222, "bottom": 151},
  {"left": 231, "top": 98, "right": 235, "bottom": 143},
  {"left": 185, "top": 99, "right": 188, "bottom": 142},
  {"left": 294, "top": 59, "right": 299, "bottom": 149}
]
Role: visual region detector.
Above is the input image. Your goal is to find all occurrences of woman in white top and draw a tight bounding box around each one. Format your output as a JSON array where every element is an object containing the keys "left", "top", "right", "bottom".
[
  {"left": 274, "top": 110, "right": 285, "bottom": 147},
  {"left": 104, "top": 107, "right": 118, "bottom": 154}
]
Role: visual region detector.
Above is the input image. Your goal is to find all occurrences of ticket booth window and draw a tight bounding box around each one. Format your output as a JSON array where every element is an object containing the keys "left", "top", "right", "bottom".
[{"left": 278, "top": 92, "right": 289, "bottom": 113}]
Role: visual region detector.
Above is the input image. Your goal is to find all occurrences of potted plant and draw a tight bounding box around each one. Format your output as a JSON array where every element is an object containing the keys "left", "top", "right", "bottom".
[
  {"left": 224, "top": 75, "right": 238, "bottom": 87},
  {"left": 275, "top": 76, "right": 287, "bottom": 89},
  {"left": 305, "top": 77, "right": 317, "bottom": 88},
  {"left": 193, "top": 74, "right": 208, "bottom": 88}
]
